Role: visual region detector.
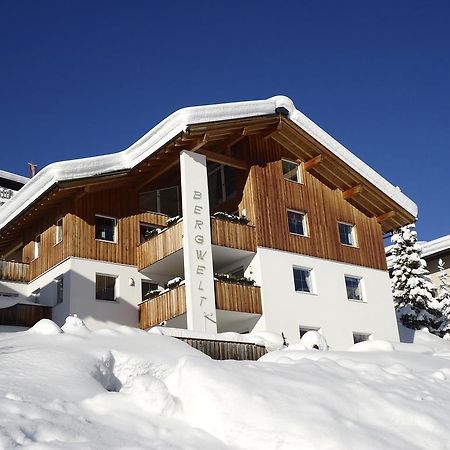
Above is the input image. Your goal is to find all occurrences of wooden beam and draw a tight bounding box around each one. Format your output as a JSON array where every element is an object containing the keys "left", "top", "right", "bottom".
[
  {"left": 225, "top": 128, "right": 248, "bottom": 150},
  {"left": 303, "top": 154, "right": 323, "bottom": 171},
  {"left": 342, "top": 184, "right": 363, "bottom": 200},
  {"left": 191, "top": 133, "right": 209, "bottom": 151},
  {"left": 134, "top": 157, "right": 180, "bottom": 192},
  {"left": 196, "top": 149, "right": 248, "bottom": 170},
  {"left": 262, "top": 119, "right": 282, "bottom": 140},
  {"left": 377, "top": 211, "right": 395, "bottom": 223}
]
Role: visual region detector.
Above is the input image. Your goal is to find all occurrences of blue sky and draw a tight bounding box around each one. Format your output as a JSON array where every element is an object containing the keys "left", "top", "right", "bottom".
[{"left": 1, "top": 1, "right": 449, "bottom": 241}]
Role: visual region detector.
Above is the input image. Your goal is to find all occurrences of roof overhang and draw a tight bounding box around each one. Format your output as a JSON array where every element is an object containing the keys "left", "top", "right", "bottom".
[{"left": 0, "top": 95, "right": 417, "bottom": 240}]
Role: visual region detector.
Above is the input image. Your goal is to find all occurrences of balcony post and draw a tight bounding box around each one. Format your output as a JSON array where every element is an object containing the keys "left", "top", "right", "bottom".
[{"left": 180, "top": 150, "right": 217, "bottom": 333}]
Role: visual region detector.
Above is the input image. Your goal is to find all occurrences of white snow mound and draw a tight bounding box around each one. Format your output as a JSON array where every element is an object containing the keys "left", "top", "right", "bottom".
[
  {"left": 27, "top": 319, "right": 63, "bottom": 335},
  {"left": 61, "top": 315, "right": 91, "bottom": 335}
]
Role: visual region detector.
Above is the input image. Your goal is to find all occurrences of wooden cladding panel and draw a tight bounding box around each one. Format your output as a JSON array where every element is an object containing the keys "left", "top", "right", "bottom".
[
  {"left": 137, "top": 221, "right": 183, "bottom": 270},
  {"left": 238, "top": 135, "right": 387, "bottom": 271},
  {"left": 0, "top": 260, "right": 30, "bottom": 282},
  {"left": 139, "top": 284, "right": 186, "bottom": 329},
  {"left": 211, "top": 218, "right": 256, "bottom": 252},
  {"left": 177, "top": 337, "right": 267, "bottom": 361},
  {"left": 0, "top": 303, "right": 51, "bottom": 327},
  {"left": 214, "top": 280, "right": 262, "bottom": 314}
]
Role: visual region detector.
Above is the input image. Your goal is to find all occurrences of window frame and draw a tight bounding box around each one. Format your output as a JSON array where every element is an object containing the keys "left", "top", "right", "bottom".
[
  {"left": 54, "top": 217, "right": 63, "bottom": 245},
  {"left": 139, "top": 186, "right": 180, "bottom": 217},
  {"left": 287, "top": 209, "right": 309, "bottom": 237},
  {"left": 33, "top": 234, "right": 41, "bottom": 260},
  {"left": 344, "top": 275, "right": 365, "bottom": 302},
  {"left": 207, "top": 163, "right": 237, "bottom": 208},
  {"left": 95, "top": 214, "right": 117, "bottom": 243},
  {"left": 55, "top": 275, "right": 64, "bottom": 305},
  {"left": 338, "top": 221, "right": 357, "bottom": 247},
  {"left": 292, "top": 266, "right": 315, "bottom": 294},
  {"left": 282, "top": 159, "right": 302, "bottom": 183},
  {"left": 95, "top": 273, "right": 118, "bottom": 302}
]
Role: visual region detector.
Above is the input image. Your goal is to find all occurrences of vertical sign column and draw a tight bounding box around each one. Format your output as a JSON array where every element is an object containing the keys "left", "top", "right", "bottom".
[{"left": 180, "top": 150, "right": 217, "bottom": 333}]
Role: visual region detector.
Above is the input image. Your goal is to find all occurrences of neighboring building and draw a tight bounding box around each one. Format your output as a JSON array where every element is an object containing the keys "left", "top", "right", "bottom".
[
  {"left": 0, "top": 96, "right": 417, "bottom": 349},
  {"left": 0, "top": 170, "right": 29, "bottom": 207},
  {"left": 422, "top": 236, "right": 450, "bottom": 289}
]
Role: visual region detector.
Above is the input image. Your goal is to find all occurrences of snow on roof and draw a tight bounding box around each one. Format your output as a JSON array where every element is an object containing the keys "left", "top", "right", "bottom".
[
  {"left": 421, "top": 235, "right": 450, "bottom": 259},
  {"left": 0, "top": 95, "right": 418, "bottom": 231},
  {"left": 0, "top": 170, "right": 29, "bottom": 186}
]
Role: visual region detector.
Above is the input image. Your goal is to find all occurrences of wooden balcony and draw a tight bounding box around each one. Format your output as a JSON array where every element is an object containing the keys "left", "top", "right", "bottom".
[
  {"left": 138, "top": 280, "right": 262, "bottom": 329},
  {"left": 0, "top": 303, "right": 51, "bottom": 327},
  {"left": 0, "top": 260, "right": 30, "bottom": 283},
  {"left": 137, "top": 217, "right": 256, "bottom": 271}
]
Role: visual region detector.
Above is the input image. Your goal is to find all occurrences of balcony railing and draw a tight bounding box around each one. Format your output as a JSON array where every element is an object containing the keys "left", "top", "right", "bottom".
[
  {"left": 0, "top": 260, "right": 30, "bottom": 283},
  {"left": 138, "top": 280, "right": 262, "bottom": 329},
  {"left": 137, "top": 217, "right": 256, "bottom": 271}
]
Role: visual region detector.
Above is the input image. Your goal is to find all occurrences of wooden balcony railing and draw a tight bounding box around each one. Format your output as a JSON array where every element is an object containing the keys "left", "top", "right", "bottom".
[
  {"left": 0, "top": 260, "right": 30, "bottom": 283},
  {"left": 137, "top": 217, "right": 256, "bottom": 271},
  {"left": 138, "top": 280, "right": 262, "bottom": 329},
  {"left": 0, "top": 303, "right": 51, "bottom": 327},
  {"left": 210, "top": 217, "right": 256, "bottom": 252}
]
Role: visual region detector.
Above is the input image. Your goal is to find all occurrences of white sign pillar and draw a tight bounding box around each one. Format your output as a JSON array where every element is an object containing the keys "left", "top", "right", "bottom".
[{"left": 180, "top": 150, "right": 217, "bottom": 333}]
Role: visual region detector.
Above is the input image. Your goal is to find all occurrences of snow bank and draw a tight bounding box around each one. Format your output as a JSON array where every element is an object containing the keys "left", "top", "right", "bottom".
[
  {"left": 2, "top": 318, "right": 450, "bottom": 449},
  {"left": 348, "top": 340, "right": 395, "bottom": 352},
  {"left": 27, "top": 319, "right": 63, "bottom": 335}
]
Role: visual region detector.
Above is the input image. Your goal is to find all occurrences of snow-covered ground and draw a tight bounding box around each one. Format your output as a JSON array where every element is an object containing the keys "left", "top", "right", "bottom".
[{"left": 1, "top": 318, "right": 450, "bottom": 449}]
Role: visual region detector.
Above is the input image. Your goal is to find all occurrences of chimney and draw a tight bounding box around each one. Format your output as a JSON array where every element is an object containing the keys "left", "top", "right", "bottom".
[{"left": 28, "top": 162, "right": 38, "bottom": 178}]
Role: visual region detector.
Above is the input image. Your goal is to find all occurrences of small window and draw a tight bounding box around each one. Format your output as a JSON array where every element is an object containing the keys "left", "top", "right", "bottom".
[
  {"left": 338, "top": 222, "right": 356, "bottom": 246},
  {"left": 207, "top": 163, "right": 237, "bottom": 209},
  {"left": 95, "top": 215, "right": 117, "bottom": 242},
  {"left": 33, "top": 235, "right": 41, "bottom": 259},
  {"left": 96, "top": 274, "right": 117, "bottom": 301},
  {"left": 353, "top": 332, "right": 371, "bottom": 344},
  {"left": 288, "top": 210, "right": 308, "bottom": 236},
  {"left": 141, "top": 280, "right": 159, "bottom": 301},
  {"left": 140, "top": 223, "right": 158, "bottom": 243},
  {"left": 293, "top": 267, "right": 313, "bottom": 293},
  {"left": 345, "top": 276, "right": 364, "bottom": 301},
  {"left": 282, "top": 159, "right": 301, "bottom": 183},
  {"left": 55, "top": 275, "right": 64, "bottom": 304},
  {"left": 299, "top": 326, "right": 320, "bottom": 338},
  {"left": 55, "top": 218, "right": 63, "bottom": 244}
]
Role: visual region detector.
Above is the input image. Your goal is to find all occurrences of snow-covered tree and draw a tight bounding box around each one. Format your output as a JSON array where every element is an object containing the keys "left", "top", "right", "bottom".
[
  {"left": 390, "top": 224, "right": 443, "bottom": 332},
  {"left": 436, "top": 258, "right": 450, "bottom": 339}
]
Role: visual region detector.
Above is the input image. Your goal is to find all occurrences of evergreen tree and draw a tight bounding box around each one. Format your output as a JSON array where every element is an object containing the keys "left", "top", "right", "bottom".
[
  {"left": 390, "top": 224, "right": 442, "bottom": 332},
  {"left": 436, "top": 258, "right": 450, "bottom": 339}
]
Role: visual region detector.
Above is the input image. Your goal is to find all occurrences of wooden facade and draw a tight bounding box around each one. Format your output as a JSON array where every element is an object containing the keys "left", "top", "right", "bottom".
[
  {"left": 0, "top": 260, "right": 30, "bottom": 282},
  {"left": 138, "top": 281, "right": 262, "bottom": 329},
  {"left": 0, "top": 303, "right": 51, "bottom": 327},
  {"left": 175, "top": 337, "right": 267, "bottom": 361},
  {"left": 0, "top": 114, "right": 402, "bottom": 282}
]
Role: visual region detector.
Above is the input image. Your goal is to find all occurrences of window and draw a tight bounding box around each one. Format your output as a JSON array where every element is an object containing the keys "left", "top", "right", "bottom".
[
  {"left": 96, "top": 274, "right": 117, "bottom": 301},
  {"left": 282, "top": 159, "right": 301, "bottom": 183},
  {"left": 299, "top": 326, "right": 320, "bottom": 338},
  {"left": 139, "top": 186, "right": 179, "bottom": 217},
  {"left": 345, "top": 276, "right": 364, "bottom": 301},
  {"left": 33, "top": 235, "right": 41, "bottom": 259},
  {"left": 141, "top": 280, "right": 159, "bottom": 301},
  {"left": 338, "top": 222, "right": 356, "bottom": 246},
  {"left": 293, "top": 267, "right": 313, "bottom": 293},
  {"left": 288, "top": 210, "right": 308, "bottom": 236},
  {"left": 55, "top": 275, "right": 63, "bottom": 304},
  {"left": 95, "top": 215, "right": 117, "bottom": 242},
  {"left": 353, "top": 332, "right": 371, "bottom": 344},
  {"left": 140, "top": 223, "right": 157, "bottom": 243},
  {"left": 55, "top": 218, "right": 63, "bottom": 244},
  {"left": 208, "top": 163, "right": 236, "bottom": 208}
]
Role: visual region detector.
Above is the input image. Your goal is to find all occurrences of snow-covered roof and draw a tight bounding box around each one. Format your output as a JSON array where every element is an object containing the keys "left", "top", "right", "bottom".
[
  {"left": 0, "top": 170, "right": 29, "bottom": 186},
  {"left": 0, "top": 96, "right": 418, "bottom": 231},
  {"left": 421, "top": 235, "right": 450, "bottom": 259}
]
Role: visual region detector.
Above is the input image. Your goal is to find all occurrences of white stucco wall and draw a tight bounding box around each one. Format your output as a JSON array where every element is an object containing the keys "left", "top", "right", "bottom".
[
  {"left": 255, "top": 247, "right": 399, "bottom": 350},
  {"left": 25, "top": 257, "right": 155, "bottom": 330}
]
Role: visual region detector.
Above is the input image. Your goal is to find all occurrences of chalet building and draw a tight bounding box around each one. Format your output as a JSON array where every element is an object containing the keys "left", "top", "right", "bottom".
[
  {"left": 0, "top": 170, "right": 29, "bottom": 207},
  {"left": 0, "top": 96, "right": 417, "bottom": 349}
]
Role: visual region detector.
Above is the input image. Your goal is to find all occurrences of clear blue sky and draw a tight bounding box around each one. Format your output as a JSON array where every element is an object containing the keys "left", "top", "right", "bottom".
[{"left": 1, "top": 1, "right": 449, "bottom": 241}]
